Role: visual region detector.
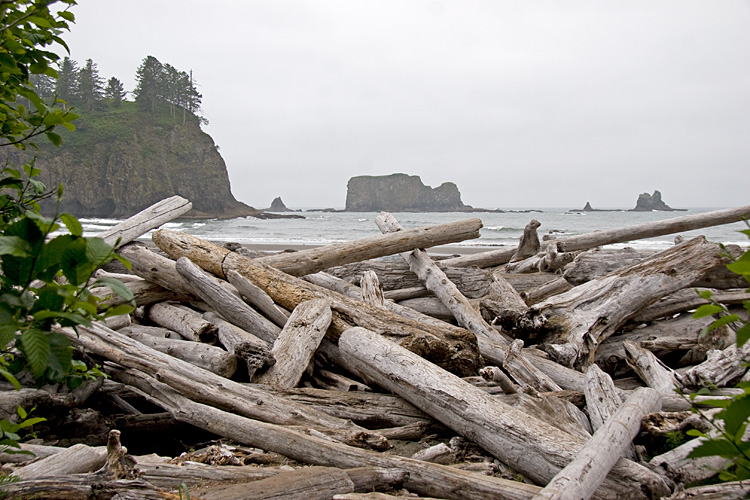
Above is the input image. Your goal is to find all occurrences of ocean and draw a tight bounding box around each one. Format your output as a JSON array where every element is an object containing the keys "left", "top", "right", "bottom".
[{"left": 80, "top": 207, "right": 749, "bottom": 253}]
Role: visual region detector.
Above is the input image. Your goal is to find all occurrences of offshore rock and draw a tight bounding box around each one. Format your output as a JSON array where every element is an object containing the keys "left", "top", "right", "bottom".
[
  {"left": 345, "top": 173, "right": 466, "bottom": 212},
  {"left": 630, "top": 190, "right": 685, "bottom": 212}
]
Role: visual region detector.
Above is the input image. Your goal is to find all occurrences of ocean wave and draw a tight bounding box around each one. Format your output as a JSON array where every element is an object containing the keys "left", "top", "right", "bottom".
[{"left": 483, "top": 226, "right": 521, "bottom": 233}]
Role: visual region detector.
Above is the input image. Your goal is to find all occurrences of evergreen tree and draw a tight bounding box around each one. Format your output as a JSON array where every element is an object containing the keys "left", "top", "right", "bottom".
[
  {"left": 29, "top": 73, "right": 55, "bottom": 101},
  {"left": 134, "top": 55, "right": 163, "bottom": 111},
  {"left": 55, "top": 56, "right": 79, "bottom": 105},
  {"left": 77, "top": 59, "right": 104, "bottom": 112},
  {"left": 104, "top": 77, "right": 127, "bottom": 106}
]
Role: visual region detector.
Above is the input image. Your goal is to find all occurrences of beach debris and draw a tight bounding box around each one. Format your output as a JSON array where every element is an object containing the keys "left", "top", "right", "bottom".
[{"left": 6, "top": 197, "right": 750, "bottom": 499}]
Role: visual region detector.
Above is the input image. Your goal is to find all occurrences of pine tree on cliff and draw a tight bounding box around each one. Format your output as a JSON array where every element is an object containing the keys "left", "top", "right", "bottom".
[
  {"left": 55, "top": 56, "right": 78, "bottom": 105},
  {"left": 77, "top": 59, "right": 104, "bottom": 112},
  {"left": 134, "top": 55, "right": 163, "bottom": 111},
  {"left": 104, "top": 77, "right": 127, "bottom": 106}
]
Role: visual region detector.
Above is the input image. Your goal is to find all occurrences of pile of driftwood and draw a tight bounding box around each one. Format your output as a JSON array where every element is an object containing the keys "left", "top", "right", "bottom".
[{"left": 2, "top": 196, "right": 750, "bottom": 500}]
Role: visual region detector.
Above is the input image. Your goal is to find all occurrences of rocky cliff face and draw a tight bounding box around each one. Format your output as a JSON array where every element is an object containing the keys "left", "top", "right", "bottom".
[
  {"left": 1, "top": 109, "right": 256, "bottom": 219},
  {"left": 345, "top": 174, "right": 466, "bottom": 212}
]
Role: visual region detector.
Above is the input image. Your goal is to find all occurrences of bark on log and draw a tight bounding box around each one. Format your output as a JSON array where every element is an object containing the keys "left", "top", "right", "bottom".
[
  {"left": 146, "top": 301, "right": 218, "bottom": 343},
  {"left": 338, "top": 327, "right": 671, "bottom": 499},
  {"left": 153, "top": 230, "right": 481, "bottom": 376},
  {"left": 548, "top": 205, "right": 750, "bottom": 252},
  {"left": 255, "top": 299, "right": 332, "bottom": 389},
  {"left": 118, "top": 326, "right": 236, "bottom": 377},
  {"left": 226, "top": 269, "right": 290, "bottom": 327},
  {"left": 532, "top": 388, "right": 663, "bottom": 500},
  {"left": 98, "top": 195, "right": 192, "bottom": 249},
  {"left": 320, "top": 260, "right": 491, "bottom": 298},
  {"left": 175, "top": 256, "right": 282, "bottom": 344},
  {"left": 532, "top": 237, "right": 728, "bottom": 368}
]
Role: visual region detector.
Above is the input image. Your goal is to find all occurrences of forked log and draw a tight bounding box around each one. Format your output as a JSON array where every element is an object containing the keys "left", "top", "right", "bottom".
[
  {"left": 153, "top": 230, "right": 481, "bottom": 376},
  {"left": 338, "top": 327, "right": 671, "bottom": 499},
  {"left": 98, "top": 195, "right": 192, "bottom": 248},
  {"left": 255, "top": 299, "right": 332, "bottom": 389},
  {"left": 532, "top": 237, "right": 729, "bottom": 368},
  {"left": 532, "top": 388, "right": 662, "bottom": 500},
  {"left": 548, "top": 205, "right": 750, "bottom": 252}
]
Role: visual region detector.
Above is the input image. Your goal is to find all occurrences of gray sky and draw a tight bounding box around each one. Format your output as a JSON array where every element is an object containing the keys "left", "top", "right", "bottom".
[{"left": 62, "top": 1, "right": 750, "bottom": 209}]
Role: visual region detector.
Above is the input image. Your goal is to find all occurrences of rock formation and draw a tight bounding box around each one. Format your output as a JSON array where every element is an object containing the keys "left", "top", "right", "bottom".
[
  {"left": 0, "top": 107, "right": 257, "bottom": 219},
  {"left": 630, "top": 190, "right": 685, "bottom": 212},
  {"left": 268, "top": 197, "right": 294, "bottom": 212},
  {"left": 345, "top": 173, "right": 466, "bottom": 212}
]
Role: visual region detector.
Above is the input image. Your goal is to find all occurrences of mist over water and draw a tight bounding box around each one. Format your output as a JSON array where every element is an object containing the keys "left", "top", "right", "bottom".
[{"left": 80, "top": 207, "right": 749, "bottom": 251}]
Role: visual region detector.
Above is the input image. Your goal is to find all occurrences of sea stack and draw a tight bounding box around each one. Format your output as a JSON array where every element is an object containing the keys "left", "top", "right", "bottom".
[{"left": 630, "top": 190, "right": 683, "bottom": 211}]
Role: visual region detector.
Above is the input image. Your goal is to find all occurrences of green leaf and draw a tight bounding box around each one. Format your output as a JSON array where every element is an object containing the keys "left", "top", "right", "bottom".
[
  {"left": 688, "top": 439, "right": 740, "bottom": 459},
  {"left": 0, "top": 235, "right": 31, "bottom": 257},
  {"left": 84, "top": 237, "right": 114, "bottom": 266},
  {"left": 102, "top": 304, "right": 135, "bottom": 318},
  {"left": 60, "top": 213, "right": 82, "bottom": 237},
  {"left": 45, "top": 131, "right": 61, "bottom": 146},
  {"left": 16, "top": 417, "right": 45, "bottom": 429},
  {"left": 57, "top": 11, "right": 75, "bottom": 22},
  {"left": 707, "top": 314, "right": 740, "bottom": 332},
  {"left": 94, "top": 277, "right": 135, "bottom": 302},
  {"left": 693, "top": 304, "right": 723, "bottom": 319},
  {"left": 737, "top": 323, "right": 750, "bottom": 348},
  {"left": 20, "top": 329, "right": 50, "bottom": 378},
  {"left": 16, "top": 407, "right": 27, "bottom": 420},
  {"left": 721, "top": 397, "right": 750, "bottom": 436}
]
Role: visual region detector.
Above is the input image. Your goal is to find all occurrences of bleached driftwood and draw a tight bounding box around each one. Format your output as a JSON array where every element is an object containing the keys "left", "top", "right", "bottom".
[
  {"left": 584, "top": 364, "right": 636, "bottom": 460},
  {"left": 510, "top": 219, "right": 541, "bottom": 262},
  {"left": 633, "top": 288, "right": 750, "bottom": 323},
  {"left": 532, "top": 237, "right": 728, "bottom": 368},
  {"left": 11, "top": 443, "right": 107, "bottom": 480},
  {"left": 118, "top": 327, "right": 236, "bottom": 377},
  {"left": 203, "top": 312, "right": 274, "bottom": 378},
  {"left": 153, "top": 230, "right": 481, "bottom": 376},
  {"left": 624, "top": 340, "right": 682, "bottom": 395},
  {"left": 175, "top": 256, "right": 281, "bottom": 344},
  {"left": 98, "top": 195, "right": 192, "bottom": 248},
  {"left": 532, "top": 388, "right": 662, "bottom": 500},
  {"left": 680, "top": 342, "right": 750, "bottom": 389},
  {"left": 147, "top": 302, "right": 218, "bottom": 343},
  {"left": 503, "top": 339, "right": 562, "bottom": 392},
  {"left": 226, "top": 269, "right": 290, "bottom": 327},
  {"left": 255, "top": 299, "right": 332, "bottom": 389},
  {"left": 549, "top": 205, "right": 750, "bottom": 252},
  {"left": 520, "top": 276, "right": 573, "bottom": 306},
  {"left": 360, "top": 270, "right": 384, "bottom": 306},
  {"left": 338, "top": 327, "right": 671, "bottom": 499},
  {"left": 118, "top": 243, "right": 201, "bottom": 301}
]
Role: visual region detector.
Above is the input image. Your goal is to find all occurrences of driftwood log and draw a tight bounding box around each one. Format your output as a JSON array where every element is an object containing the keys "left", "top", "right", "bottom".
[{"left": 98, "top": 195, "right": 192, "bottom": 249}]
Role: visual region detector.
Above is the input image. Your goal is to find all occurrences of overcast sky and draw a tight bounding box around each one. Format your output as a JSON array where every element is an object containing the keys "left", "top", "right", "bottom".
[{"left": 61, "top": 1, "right": 749, "bottom": 209}]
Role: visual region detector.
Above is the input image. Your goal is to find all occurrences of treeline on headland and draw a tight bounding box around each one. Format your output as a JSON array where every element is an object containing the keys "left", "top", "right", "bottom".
[{"left": 28, "top": 55, "right": 206, "bottom": 124}]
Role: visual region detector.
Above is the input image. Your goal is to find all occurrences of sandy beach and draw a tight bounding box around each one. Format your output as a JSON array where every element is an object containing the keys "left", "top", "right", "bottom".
[{"left": 233, "top": 242, "right": 504, "bottom": 257}]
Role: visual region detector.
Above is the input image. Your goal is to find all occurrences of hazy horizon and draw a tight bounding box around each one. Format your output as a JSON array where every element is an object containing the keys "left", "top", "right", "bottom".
[{"left": 61, "top": 1, "right": 750, "bottom": 209}]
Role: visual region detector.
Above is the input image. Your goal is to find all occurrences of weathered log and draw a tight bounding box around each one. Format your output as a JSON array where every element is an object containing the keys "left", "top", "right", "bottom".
[
  {"left": 134, "top": 460, "right": 282, "bottom": 489},
  {"left": 510, "top": 219, "right": 541, "bottom": 262},
  {"left": 118, "top": 326, "right": 236, "bottom": 377},
  {"left": 360, "top": 270, "right": 385, "bottom": 306},
  {"left": 98, "top": 195, "right": 192, "bottom": 248},
  {"left": 0, "top": 477, "right": 170, "bottom": 500},
  {"left": 532, "top": 388, "right": 663, "bottom": 500},
  {"left": 584, "top": 364, "right": 637, "bottom": 460},
  {"left": 115, "top": 367, "right": 545, "bottom": 500},
  {"left": 564, "top": 247, "right": 656, "bottom": 285},
  {"left": 649, "top": 429, "right": 730, "bottom": 485},
  {"left": 202, "top": 311, "right": 274, "bottom": 378},
  {"left": 10, "top": 443, "right": 107, "bottom": 480},
  {"left": 479, "top": 365, "right": 519, "bottom": 394},
  {"left": 226, "top": 269, "right": 290, "bottom": 327},
  {"left": 480, "top": 273, "right": 547, "bottom": 340},
  {"left": 325, "top": 260, "right": 491, "bottom": 298},
  {"left": 624, "top": 340, "right": 682, "bottom": 395},
  {"left": 120, "top": 324, "right": 181, "bottom": 339},
  {"left": 395, "top": 296, "right": 455, "bottom": 321},
  {"left": 438, "top": 246, "right": 518, "bottom": 269},
  {"left": 504, "top": 339, "right": 562, "bottom": 392},
  {"left": 633, "top": 288, "right": 750, "bottom": 323},
  {"left": 117, "top": 243, "right": 201, "bottom": 301},
  {"left": 0, "top": 443, "right": 62, "bottom": 464},
  {"left": 338, "top": 327, "right": 671, "bottom": 499},
  {"left": 382, "top": 285, "right": 431, "bottom": 301},
  {"left": 533, "top": 237, "right": 729, "bottom": 368},
  {"left": 146, "top": 301, "right": 218, "bottom": 343},
  {"left": 505, "top": 245, "right": 574, "bottom": 275},
  {"left": 375, "top": 211, "right": 508, "bottom": 347},
  {"left": 154, "top": 230, "right": 481, "bottom": 376},
  {"left": 596, "top": 314, "right": 734, "bottom": 376},
  {"left": 663, "top": 481, "right": 750, "bottom": 499},
  {"left": 92, "top": 279, "right": 180, "bottom": 308},
  {"left": 313, "top": 369, "right": 372, "bottom": 392},
  {"left": 63, "top": 322, "right": 385, "bottom": 440},
  {"left": 548, "top": 205, "right": 750, "bottom": 252},
  {"left": 251, "top": 217, "right": 484, "bottom": 276},
  {"left": 680, "top": 341, "right": 750, "bottom": 389},
  {"left": 175, "top": 256, "right": 281, "bottom": 344},
  {"left": 255, "top": 299, "right": 332, "bottom": 389},
  {"left": 520, "top": 276, "right": 573, "bottom": 306}
]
